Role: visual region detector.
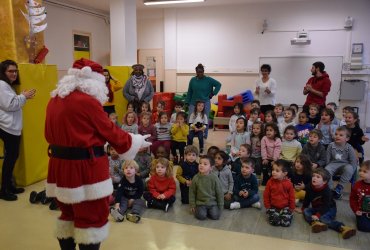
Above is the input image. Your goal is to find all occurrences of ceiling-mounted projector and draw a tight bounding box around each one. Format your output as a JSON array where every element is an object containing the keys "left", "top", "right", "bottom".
[{"left": 291, "top": 30, "right": 311, "bottom": 45}]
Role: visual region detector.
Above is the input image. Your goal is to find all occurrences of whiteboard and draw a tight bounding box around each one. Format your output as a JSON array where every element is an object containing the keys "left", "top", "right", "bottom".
[{"left": 259, "top": 56, "right": 343, "bottom": 106}]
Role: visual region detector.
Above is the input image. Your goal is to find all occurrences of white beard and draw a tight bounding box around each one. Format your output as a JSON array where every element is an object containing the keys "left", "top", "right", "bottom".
[{"left": 51, "top": 66, "right": 108, "bottom": 104}]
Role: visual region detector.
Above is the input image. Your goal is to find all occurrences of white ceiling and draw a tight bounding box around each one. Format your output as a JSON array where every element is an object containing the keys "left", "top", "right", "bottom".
[{"left": 52, "top": 0, "right": 309, "bottom": 14}]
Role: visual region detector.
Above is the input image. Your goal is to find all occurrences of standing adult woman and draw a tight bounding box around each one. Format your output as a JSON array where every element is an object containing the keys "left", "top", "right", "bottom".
[
  {"left": 123, "top": 64, "right": 154, "bottom": 112},
  {"left": 185, "top": 63, "right": 221, "bottom": 139},
  {"left": 0, "top": 60, "right": 36, "bottom": 201},
  {"left": 103, "top": 69, "right": 123, "bottom": 115},
  {"left": 254, "top": 64, "right": 277, "bottom": 114}
]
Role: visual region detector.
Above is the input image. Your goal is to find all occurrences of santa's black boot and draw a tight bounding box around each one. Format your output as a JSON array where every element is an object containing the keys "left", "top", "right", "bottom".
[
  {"left": 58, "top": 237, "right": 76, "bottom": 250},
  {"left": 78, "top": 243, "right": 101, "bottom": 250}
]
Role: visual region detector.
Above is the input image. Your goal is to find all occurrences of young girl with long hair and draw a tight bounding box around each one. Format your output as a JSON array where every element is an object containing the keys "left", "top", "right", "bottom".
[
  {"left": 121, "top": 111, "right": 138, "bottom": 134},
  {"left": 250, "top": 121, "right": 264, "bottom": 178},
  {"left": 143, "top": 157, "right": 176, "bottom": 212},
  {"left": 261, "top": 122, "right": 282, "bottom": 185},
  {"left": 229, "top": 102, "right": 245, "bottom": 134},
  {"left": 226, "top": 117, "right": 251, "bottom": 162},
  {"left": 187, "top": 100, "right": 208, "bottom": 154},
  {"left": 264, "top": 110, "right": 277, "bottom": 124},
  {"left": 152, "top": 112, "right": 171, "bottom": 156},
  {"left": 292, "top": 154, "right": 312, "bottom": 205}
]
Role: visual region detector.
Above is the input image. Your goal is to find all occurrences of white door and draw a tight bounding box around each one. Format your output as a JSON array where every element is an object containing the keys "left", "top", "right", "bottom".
[{"left": 138, "top": 49, "right": 164, "bottom": 92}]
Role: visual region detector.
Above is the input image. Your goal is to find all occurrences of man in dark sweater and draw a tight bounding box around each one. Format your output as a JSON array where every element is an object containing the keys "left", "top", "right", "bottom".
[{"left": 298, "top": 168, "right": 356, "bottom": 239}]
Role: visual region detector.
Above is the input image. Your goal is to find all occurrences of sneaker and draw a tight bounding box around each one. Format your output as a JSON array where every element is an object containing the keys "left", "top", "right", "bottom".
[
  {"left": 311, "top": 221, "right": 328, "bottom": 233},
  {"left": 332, "top": 190, "right": 343, "bottom": 200},
  {"left": 230, "top": 202, "right": 241, "bottom": 210},
  {"left": 251, "top": 202, "right": 261, "bottom": 209},
  {"left": 29, "top": 191, "right": 38, "bottom": 204},
  {"left": 0, "top": 191, "right": 17, "bottom": 201},
  {"left": 341, "top": 226, "right": 356, "bottom": 239},
  {"left": 126, "top": 213, "right": 141, "bottom": 223},
  {"left": 164, "top": 203, "right": 170, "bottom": 212},
  {"left": 49, "top": 199, "right": 59, "bottom": 210},
  {"left": 110, "top": 207, "right": 124, "bottom": 222}
]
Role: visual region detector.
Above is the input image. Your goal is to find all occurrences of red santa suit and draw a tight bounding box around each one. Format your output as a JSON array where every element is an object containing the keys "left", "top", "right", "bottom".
[{"left": 45, "top": 59, "right": 150, "bottom": 246}]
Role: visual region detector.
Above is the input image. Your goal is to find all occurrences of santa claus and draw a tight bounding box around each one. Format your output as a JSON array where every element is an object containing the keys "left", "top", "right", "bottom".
[{"left": 45, "top": 58, "right": 150, "bottom": 250}]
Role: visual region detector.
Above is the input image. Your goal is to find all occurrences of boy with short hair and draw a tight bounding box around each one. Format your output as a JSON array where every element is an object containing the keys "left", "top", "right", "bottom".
[
  {"left": 298, "top": 168, "right": 356, "bottom": 239},
  {"left": 189, "top": 155, "right": 224, "bottom": 220},
  {"left": 340, "top": 106, "right": 354, "bottom": 126},
  {"left": 110, "top": 160, "right": 145, "bottom": 223},
  {"left": 308, "top": 103, "right": 320, "bottom": 127},
  {"left": 263, "top": 159, "right": 295, "bottom": 227},
  {"left": 295, "top": 112, "right": 314, "bottom": 146},
  {"left": 325, "top": 126, "right": 357, "bottom": 199},
  {"left": 230, "top": 158, "right": 260, "bottom": 210},
  {"left": 170, "top": 101, "right": 184, "bottom": 123},
  {"left": 278, "top": 107, "right": 296, "bottom": 136},
  {"left": 301, "top": 129, "right": 326, "bottom": 169},
  {"left": 274, "top": 103, "right": 284, "bottom": 124},
  {"left": 176, "top": 145, "right": 199, "bottom": 204}
]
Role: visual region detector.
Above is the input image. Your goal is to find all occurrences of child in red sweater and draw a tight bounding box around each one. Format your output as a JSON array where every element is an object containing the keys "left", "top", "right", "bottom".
[
  {"left": 263, "top": 159, "right": 295, "bottom": 227},
  {"left": 143, "top": 157, "right": 176, "bottom": 212},
  {"left": 350, "top": 160, "right": 370, "bottom": 232}
]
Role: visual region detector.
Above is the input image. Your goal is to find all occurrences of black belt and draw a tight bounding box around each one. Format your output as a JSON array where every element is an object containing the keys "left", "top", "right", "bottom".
[{"left": 48, "top": 145, "right": 106, "bottom": 160}]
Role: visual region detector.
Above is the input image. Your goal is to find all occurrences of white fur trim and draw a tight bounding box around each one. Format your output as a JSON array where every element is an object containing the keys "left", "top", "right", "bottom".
[
  {"left": 119, "top": 133, "right": 144, "bottom": 160},
  {"left": 55, "top": 219, "right": 74, "bottom": 239},
  {"left": 74, "top": 222, "right": 109, "bottom": 244},
  {"left": 50, "top": 66, "right": 108, "bottom": 104},
  {"left": 46, "top": 178, "right": 113, "bottom": 204}
]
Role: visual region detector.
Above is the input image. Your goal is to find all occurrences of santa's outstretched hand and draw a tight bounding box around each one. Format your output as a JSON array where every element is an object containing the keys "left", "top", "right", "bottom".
[{"left": 119, "top": 134, "right": 152, "bottom": 160}]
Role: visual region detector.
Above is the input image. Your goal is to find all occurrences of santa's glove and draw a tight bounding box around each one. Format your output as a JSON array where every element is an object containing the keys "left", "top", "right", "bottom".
[{"left": 119, "top": 134, "right": 152, "bottom": 160}]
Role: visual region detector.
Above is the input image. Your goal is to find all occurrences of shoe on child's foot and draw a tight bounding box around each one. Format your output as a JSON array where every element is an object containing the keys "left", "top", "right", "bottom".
[
  {"left": 230, "top": 202, "right": 241, "bottom": 210},
  {"left": 164, "top": 203, "right": 170, "bottom": 212},
  {"left": 49, "top": 199, "right": 59, "bottom": 210},
  {"left": 341, "top": 226, "right": 356, "bottom": 239},
  {"left": 333, "top": 184, "right": 344, "bottom": 200},
  {"left": 332, "top": 190, "right": 343, "bottom": 200},
  {"left": 126, "top": 213, "right": 141, "bottom": 223},
  {"left": 251, "top": 202, "right": 261, "bottom": 209},
  {"left": 110, "top": 207, "right": 124, "bottom": 222},
  {"left": 29, "top": 191, "right": 38, "bottom": 204},
  {"left": 311, "top": 221, "right": 328, "bottom": 233}
]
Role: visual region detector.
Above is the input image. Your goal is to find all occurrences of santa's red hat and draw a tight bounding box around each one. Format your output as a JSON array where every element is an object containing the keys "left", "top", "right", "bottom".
[{"left": 72, "top": 58, "right": 104, "bottom": 75}]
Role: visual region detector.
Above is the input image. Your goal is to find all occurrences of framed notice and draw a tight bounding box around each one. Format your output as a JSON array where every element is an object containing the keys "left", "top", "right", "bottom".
[{"left": 73, "top": 32, "right": 91, "bottom": 60}]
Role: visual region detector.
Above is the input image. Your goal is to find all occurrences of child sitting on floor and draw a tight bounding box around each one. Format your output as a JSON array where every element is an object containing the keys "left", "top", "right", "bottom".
[
  {"left": 263, "top": 159, "right": 295, "bottom": 227},
  {"left": 297, "top": 168, "right": 356, "bottom": 239},
  {"left": 110, "top": 160, "right": 145, "bottom": 223},
  {"left": 230, "top": 158, "right": 261, "bottom": 210},
  {"left": 189, "top": 155, "right": 224, "bottom": 220}
]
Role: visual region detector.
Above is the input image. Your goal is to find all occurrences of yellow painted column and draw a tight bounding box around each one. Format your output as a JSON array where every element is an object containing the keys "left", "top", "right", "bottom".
[
  {"left": 0, "top": 0, "right": 45, "bottom": 63},
  {"left": 12, "top": 64, "right": 58, "bottom": 186},
  {"left": 105, "top": 66, "right": 132, "bottom": 122}
]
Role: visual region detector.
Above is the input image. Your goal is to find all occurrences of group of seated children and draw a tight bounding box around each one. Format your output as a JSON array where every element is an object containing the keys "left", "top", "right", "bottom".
[{"left": 105, "top": 98, "right": 369, "bottom": 238}]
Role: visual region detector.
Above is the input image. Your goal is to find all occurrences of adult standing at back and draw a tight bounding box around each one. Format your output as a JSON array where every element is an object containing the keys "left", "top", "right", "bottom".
[
  {"left": 185, "top": 63, "right": 221, "bottom": 139},
  {"left": 123, "top": 64, "right": 154, "bottom": 112},
  {"left": 0, "top": 60, "right": 36, "bottom": 201},
  {"left": 254, "top": 64, "right": 277, "bottom": 114},
  {"left": 302, "top": 61, "right": 331, "bottom": 113},
  {"left": 102, "top": 69, "right": 123, "bottom": 115}
]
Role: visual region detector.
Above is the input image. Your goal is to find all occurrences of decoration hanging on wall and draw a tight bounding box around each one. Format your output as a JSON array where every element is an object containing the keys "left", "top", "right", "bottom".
[{"left": 21, "top": 0, "right": 48, "bottom": 63}]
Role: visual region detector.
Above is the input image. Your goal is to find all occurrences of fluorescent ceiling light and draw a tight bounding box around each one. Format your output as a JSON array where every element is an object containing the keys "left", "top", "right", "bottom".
[{"left": 144, "top": 0, "right": 205, "bottom": 6}]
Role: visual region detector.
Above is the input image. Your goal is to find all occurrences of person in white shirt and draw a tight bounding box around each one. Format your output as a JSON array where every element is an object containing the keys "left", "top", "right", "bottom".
[{"left": 254, "top": 64, "right": 277, "bottom": 114}]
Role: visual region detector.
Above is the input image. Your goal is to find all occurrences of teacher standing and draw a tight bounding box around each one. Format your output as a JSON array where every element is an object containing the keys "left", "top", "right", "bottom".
[
  {"left": 185, "top": 63, "right": 221, "bottom": 139},
  {"left": 0, "top": 60, "right": 36, "bottom": 201},
  {"left": 302, "top": 61, "right": 331, "bottom": 113},
  {"left": 254, "top": 64, "right": 277, "bottom": 114}
]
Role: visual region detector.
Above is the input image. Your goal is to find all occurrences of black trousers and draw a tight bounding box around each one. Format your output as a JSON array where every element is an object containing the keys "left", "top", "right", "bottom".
[
  {"left": 170, "top": 141, "right": 186, "bottom": 159},
  {"left": 0, "top": 128, "right": 21, "bottom": 193}
]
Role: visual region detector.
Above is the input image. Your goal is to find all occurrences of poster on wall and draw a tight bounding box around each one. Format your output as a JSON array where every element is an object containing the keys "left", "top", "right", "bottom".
[
  {"left": 73, "top": 32, "right": 91, "bottom": 60},
  {"left": 146, "top": 56, "right": 156, "bottom": 91}
]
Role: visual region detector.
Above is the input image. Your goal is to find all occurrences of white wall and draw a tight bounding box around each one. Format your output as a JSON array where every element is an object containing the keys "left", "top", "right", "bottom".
[
  {"left": 44, "top": 3, "right": 111, "bottom": 70},
  {"left": 137, "top": 9, "right": 164, "bottom": 49}
]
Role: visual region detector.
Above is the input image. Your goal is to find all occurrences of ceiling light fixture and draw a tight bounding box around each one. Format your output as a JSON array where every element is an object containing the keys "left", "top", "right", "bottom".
[{"left": 144, "top": 0, "right": 205, "bottom": 6}]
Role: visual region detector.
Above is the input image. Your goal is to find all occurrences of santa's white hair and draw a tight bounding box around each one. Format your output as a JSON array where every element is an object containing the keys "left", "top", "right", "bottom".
[{"left": 51, "top": 66, "right": 108, "bottom": 104}]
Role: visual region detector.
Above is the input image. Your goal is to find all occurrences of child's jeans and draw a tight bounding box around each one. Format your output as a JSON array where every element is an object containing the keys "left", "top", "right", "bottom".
[
  {"left": 188, "top": 130, "right": 204, "bottom": 151},
  {"left": 325, "top": 163, "right": 355, "bottom": 188},
  {"left": 233, "top": 193, "right": 260, "bottom": 208},
  {"left": 195, "top": 205, "right": 221, "bottom": 220},
  {"left": 356, "top": 214, "right": 370, "bottom": 232},
  {"left": 303, "top": 207, "right": 344, "bottom": 232},
  {"left": 266, "top": 207, "right": 293, "bottom": 227},
  {"left": 118, "top": 197, "right": 145, "bottom": 216}
]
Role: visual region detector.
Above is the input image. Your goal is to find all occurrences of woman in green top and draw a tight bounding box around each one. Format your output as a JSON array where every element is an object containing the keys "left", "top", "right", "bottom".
[{"left": 185, "top": 63, "right": 221, "bottom": 139}]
